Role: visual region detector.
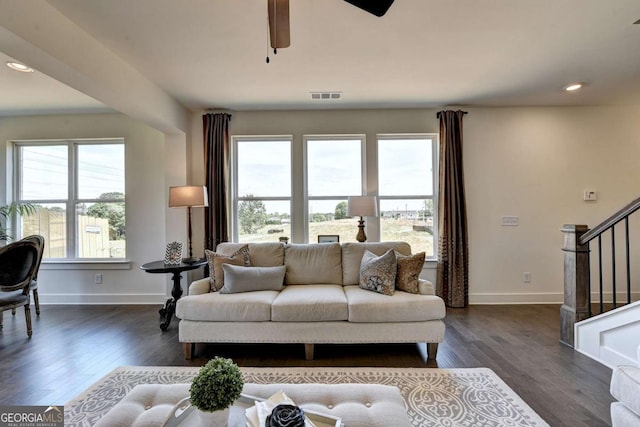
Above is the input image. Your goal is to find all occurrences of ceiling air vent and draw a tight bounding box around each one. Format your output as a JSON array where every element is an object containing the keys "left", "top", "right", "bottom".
[{"left": 310, "top": 91, "right": 342, "bottom": 100}]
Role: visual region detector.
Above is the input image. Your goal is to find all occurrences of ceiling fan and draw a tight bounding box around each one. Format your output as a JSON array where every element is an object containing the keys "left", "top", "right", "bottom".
[{"left": 267, "top": 0, "right": 395, "bottom": 57}]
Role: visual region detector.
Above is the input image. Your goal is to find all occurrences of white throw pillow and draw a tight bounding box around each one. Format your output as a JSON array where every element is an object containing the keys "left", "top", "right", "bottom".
[{"left": 220, "top": 264, "right": 286, "bottom": 294}]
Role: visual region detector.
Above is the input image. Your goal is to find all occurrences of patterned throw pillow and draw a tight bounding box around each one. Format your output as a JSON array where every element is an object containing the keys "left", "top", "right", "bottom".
[
  {"left": 395, "top": 251, "right": 426, "bottom": 294},
  {"left": 359, "top": 249, "right": 397, "bottom": 296},
  {"left": 205, "top": 245, "right": 251, "bottom": 291}
]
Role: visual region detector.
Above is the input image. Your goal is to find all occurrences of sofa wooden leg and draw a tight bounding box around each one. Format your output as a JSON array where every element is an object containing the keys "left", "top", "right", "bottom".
[
  {"left": 427, "top": 343, "right": 439, "bottom": 360},
  {"left": 183, "top": 343, "right": 194, "bottom": 359},
  {"left": 305, "top": 344, "right": 314, "bottom": 360}
]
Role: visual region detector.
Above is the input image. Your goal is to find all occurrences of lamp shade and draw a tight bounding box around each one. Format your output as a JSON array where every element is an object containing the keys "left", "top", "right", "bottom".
[
  {"left": 168, "top": 186, "right": 209, "bottom": 208},
  {"left": 347, "top": 196, "right": 378, "bottom": 217}
]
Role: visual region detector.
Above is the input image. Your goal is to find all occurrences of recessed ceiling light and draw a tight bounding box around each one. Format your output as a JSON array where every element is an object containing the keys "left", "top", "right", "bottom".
[
  {"left": 6, "top": 61, "right": 34, "bottom": 73},
  {"left": 564, "top": 83, "right": 583, "bottom": 92}
]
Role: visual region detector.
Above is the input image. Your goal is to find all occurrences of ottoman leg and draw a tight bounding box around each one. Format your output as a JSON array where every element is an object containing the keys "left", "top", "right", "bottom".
[
  {"left": 305, "top": 344, "right": 315, "bottom": 360},
  {"left": 427, "top": 343, "right": 439, "bottom": 360}
]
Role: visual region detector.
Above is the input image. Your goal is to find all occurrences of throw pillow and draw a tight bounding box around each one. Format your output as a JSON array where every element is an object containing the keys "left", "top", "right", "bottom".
[
  {"left": 395, "top": 251, "right": 426, "bottom": 294},
  {"left": 359, "top": 249, "right": 397, "bottom": 296},
  {"left": 205, "top": 245, "right": 251, "bottom": 291},
  {"left": 220, "top": 264, "right": 286, "bottom": 294}
]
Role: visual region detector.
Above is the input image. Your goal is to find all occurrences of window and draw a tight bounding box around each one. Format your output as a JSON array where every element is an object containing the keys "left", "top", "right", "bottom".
[
  {"left": 305, "top": 135, "right": 365, "bottom": 243},
  {"left": 232, "top": 136, "right": 292, "bottom": 242},
  {"left": 378, "top": 134, "right": 437, "bottom": 258},
  {"left": 14, "top": 139, "right": 125, "bottom": 259},
  {"left": 229, "top": 132, "right": 438, "bottom": 259}
]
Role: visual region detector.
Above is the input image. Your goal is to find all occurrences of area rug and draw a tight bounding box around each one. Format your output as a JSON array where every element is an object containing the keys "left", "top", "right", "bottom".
[{"left": 65, "top": 366, "right": 549, "bottom": 427}]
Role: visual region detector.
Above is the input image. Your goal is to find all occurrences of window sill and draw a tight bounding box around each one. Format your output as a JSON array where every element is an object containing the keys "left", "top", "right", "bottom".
[
  {"left": 41, "top": 260, "right": 132, "bottom": 270},
  {"left": 424, "top": 259, "right": 437, "bottom": 270}
]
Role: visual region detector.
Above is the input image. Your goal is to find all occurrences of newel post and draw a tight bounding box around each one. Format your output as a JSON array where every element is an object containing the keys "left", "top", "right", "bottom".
[{"left": 560, "top": 224, "right": 591, "bottom": 347}]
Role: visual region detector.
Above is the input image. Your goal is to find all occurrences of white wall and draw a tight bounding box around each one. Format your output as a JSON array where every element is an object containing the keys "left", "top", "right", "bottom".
[
  {"left": 190, "top": 105, "right": 640, "bottom": 304},
  {"left": 465, "top": 106, "right": 640, "bottom": 303},
  {"left": 4, "top": 105, "right": 638, "bottom": 305},
  {"left": 0, "top": 113, "right": 179, "bottom": 304}
]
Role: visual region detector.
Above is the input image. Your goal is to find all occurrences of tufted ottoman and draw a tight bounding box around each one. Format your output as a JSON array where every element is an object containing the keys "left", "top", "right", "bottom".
[
  {"left": 94, "top": 384, "right": 190, "bottom": 426},
  {"left": 95, "top": 382, "right": 411, "bottom": 426}
]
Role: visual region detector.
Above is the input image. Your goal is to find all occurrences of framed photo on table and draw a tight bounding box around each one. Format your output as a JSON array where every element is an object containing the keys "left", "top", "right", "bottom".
[
  {"left": 318, "top": 235, "right": 340, "bottom": 243},
  {"left": 164, "top": 241, "right": 183, "bottom": 265}
]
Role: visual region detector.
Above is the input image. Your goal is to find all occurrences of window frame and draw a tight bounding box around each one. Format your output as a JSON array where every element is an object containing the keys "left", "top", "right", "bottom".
[
  {"left": 228, "top": 132, "right": 438, "bottom": 260},
  {"left": 230, "top": 135, "right": 294, "bottom": 243},
  {"left": 12, "top": 138, "right": 126, "bottom": 261},
  {"left": 303, "top": 134, "right": 367, "bottom": 243},
  {"left": 376, "top": 133, "right": 439, "bottom": 260}
]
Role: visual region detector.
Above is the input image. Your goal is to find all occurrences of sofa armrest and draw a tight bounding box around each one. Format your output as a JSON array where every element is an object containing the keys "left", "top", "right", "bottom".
[
  {"left": 418, "top": 279, "right": 435, "bottom": 295},
  {"left": 188, "top": 277, "right": 211, "bottom": 295}
]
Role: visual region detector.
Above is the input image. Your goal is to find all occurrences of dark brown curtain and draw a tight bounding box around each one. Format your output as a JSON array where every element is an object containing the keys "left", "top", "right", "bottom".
[
  {"left": 203, "top": 113, "right": 232, "bottom": 250},
  {"left": 436, "top": 110, "right": 469, "bottom": 308}
]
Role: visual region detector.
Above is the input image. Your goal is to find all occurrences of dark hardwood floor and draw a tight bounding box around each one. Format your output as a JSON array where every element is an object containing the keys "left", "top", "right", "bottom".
[{"left": 0, "top": 304, "right": 613, "bottom": 426}]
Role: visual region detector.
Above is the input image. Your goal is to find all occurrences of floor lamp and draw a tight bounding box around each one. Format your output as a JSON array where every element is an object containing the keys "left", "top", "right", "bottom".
[
  {"left": 169, "top": 185, "right": 208, "bottom": 263},
  {"left": 347, "top": 196, "right": 378, "bottom": 242}
]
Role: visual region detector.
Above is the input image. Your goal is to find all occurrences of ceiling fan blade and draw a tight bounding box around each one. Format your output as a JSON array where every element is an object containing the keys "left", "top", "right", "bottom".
[
  {"left": 344, "top": 0, "right": 395, "bottom": 17},
  {"left": 268, "top": 0, "right": 290, "bottom": 48}
]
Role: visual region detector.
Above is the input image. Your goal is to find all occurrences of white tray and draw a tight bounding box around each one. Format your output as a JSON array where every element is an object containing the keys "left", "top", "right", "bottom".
[{"left": 163, "top": 393, "right": 342, "bottom": 427}]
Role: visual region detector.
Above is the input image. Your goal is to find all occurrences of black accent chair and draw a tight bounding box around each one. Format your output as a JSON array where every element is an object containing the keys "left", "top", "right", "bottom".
[
  {"left": 0, "top": 240, "right": 39, "bottom": 337},
  {"left": 15, "top": 235, "right": 45, "bottom": 315}
]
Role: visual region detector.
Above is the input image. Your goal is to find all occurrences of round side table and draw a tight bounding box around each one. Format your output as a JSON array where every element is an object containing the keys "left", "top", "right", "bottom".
[{"left": 140, "top": 259, "right": 207, "bottom": 331}]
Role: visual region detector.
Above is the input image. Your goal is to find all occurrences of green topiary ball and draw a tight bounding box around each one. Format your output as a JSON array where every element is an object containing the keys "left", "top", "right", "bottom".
[{"left": 189, "top": 357, "right": 244, "bottom": 412}]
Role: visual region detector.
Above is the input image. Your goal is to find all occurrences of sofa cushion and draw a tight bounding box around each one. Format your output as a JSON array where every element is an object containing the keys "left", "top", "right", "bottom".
[
  {"left": 611, "top": 402, "right": 640, "bottom": 427},
  {"left": 217, "top": 242, "right": 285, "bottom": 267},
  {"left": 176, "top": 291, "right": 279, "bottom": 322},
  {"left": 344, "top": 285, "right": 446, "bottom": 322},
  {"left": 220, "top": 264, "right": 286, "bottom": 294},
  {"left": 611, "top": 365, "right": 640, "bottom": 419},
  {"left": 395, "top": 251, "right": 425, "bottom": 294},
  {"left": 284, "top": 243, "right": 342, "bottom": 285},
  {"left": 342, "top": 242, "right": 411, "bottom": 285},
  {"left": 205, "top": 246, "right": 250, "bottom": 291},
  {"left": 359, "top": 250, "right": 397, "bottom": 296},
  {"left": 271, "top": 285, "right": 348, "bottom": 321}
]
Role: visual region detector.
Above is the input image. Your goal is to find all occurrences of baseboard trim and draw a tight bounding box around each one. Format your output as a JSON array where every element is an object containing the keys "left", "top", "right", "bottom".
[
  {"left": 36, "top": 291, "right": 640, "bottom": 305},
  {"left": 470, "top": 291, "right": 640, "bottom": 305},
  {"left": 469, "top": 292, "right": 563, "bottom": 304},
  {"left": 39, "top": 293, "right": 167, "bottom": 305}
]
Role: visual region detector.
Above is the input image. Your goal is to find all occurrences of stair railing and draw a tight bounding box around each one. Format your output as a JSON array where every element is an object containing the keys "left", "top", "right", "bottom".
[{"left": 561, "top": 196, "right": 640, "bottom": 347}]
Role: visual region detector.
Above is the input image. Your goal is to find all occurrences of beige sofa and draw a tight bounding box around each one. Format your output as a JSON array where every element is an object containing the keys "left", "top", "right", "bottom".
[
  {"left": 610, "top": 345, "right": 640, "bottom": 427},
  {"left": 176, "top": 242, "right": 446, "bottom": 360}
]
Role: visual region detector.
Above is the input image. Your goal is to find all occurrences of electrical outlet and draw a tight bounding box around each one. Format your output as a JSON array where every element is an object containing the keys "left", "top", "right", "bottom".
[
  {"left": 94, "top": 273, "right": 102, "bottom": 284},
  {"left": 523, "top": 272, "right": 532, "bottom": 283},
  {"left": 501, "top": 216, "right": 519, "bottom": 226}
]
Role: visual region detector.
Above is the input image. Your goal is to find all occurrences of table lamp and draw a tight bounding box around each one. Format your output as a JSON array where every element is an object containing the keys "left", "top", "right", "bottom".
[
  {"left": 347, "top": 196, "right": 378, "bottom": 242},
  {"left": 169, "top": 185, "right": 208, "bottom": 263}
]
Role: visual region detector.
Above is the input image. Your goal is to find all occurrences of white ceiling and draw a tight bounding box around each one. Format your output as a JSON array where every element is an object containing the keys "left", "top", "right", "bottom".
[
  {"left": 0, "top": 51, "right": 112, "bottom": 116},
  {"left": 2, "top": 0, "right": 640, "bottom": 116}
]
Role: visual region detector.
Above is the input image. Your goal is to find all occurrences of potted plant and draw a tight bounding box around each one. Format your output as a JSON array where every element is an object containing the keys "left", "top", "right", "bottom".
[
  {"left": 189, "top": 357, "right": 244, "bottom": 425},
  {"left": 0, "top": 203, "right": 37, "bottom": 244}
]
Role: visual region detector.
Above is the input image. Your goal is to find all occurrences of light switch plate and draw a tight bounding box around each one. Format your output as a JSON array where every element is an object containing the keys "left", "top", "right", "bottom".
[
  {"left": 501, "top": 216, "right": 519, "bottom": 226},
  {"left": 583, "top": 190, "right": 597, "bottom": 201}
]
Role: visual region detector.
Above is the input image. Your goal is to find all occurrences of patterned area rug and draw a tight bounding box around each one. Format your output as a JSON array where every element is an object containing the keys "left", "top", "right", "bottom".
[{"left": 65, "top": 366, "right": 549, "bottom": 427}]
